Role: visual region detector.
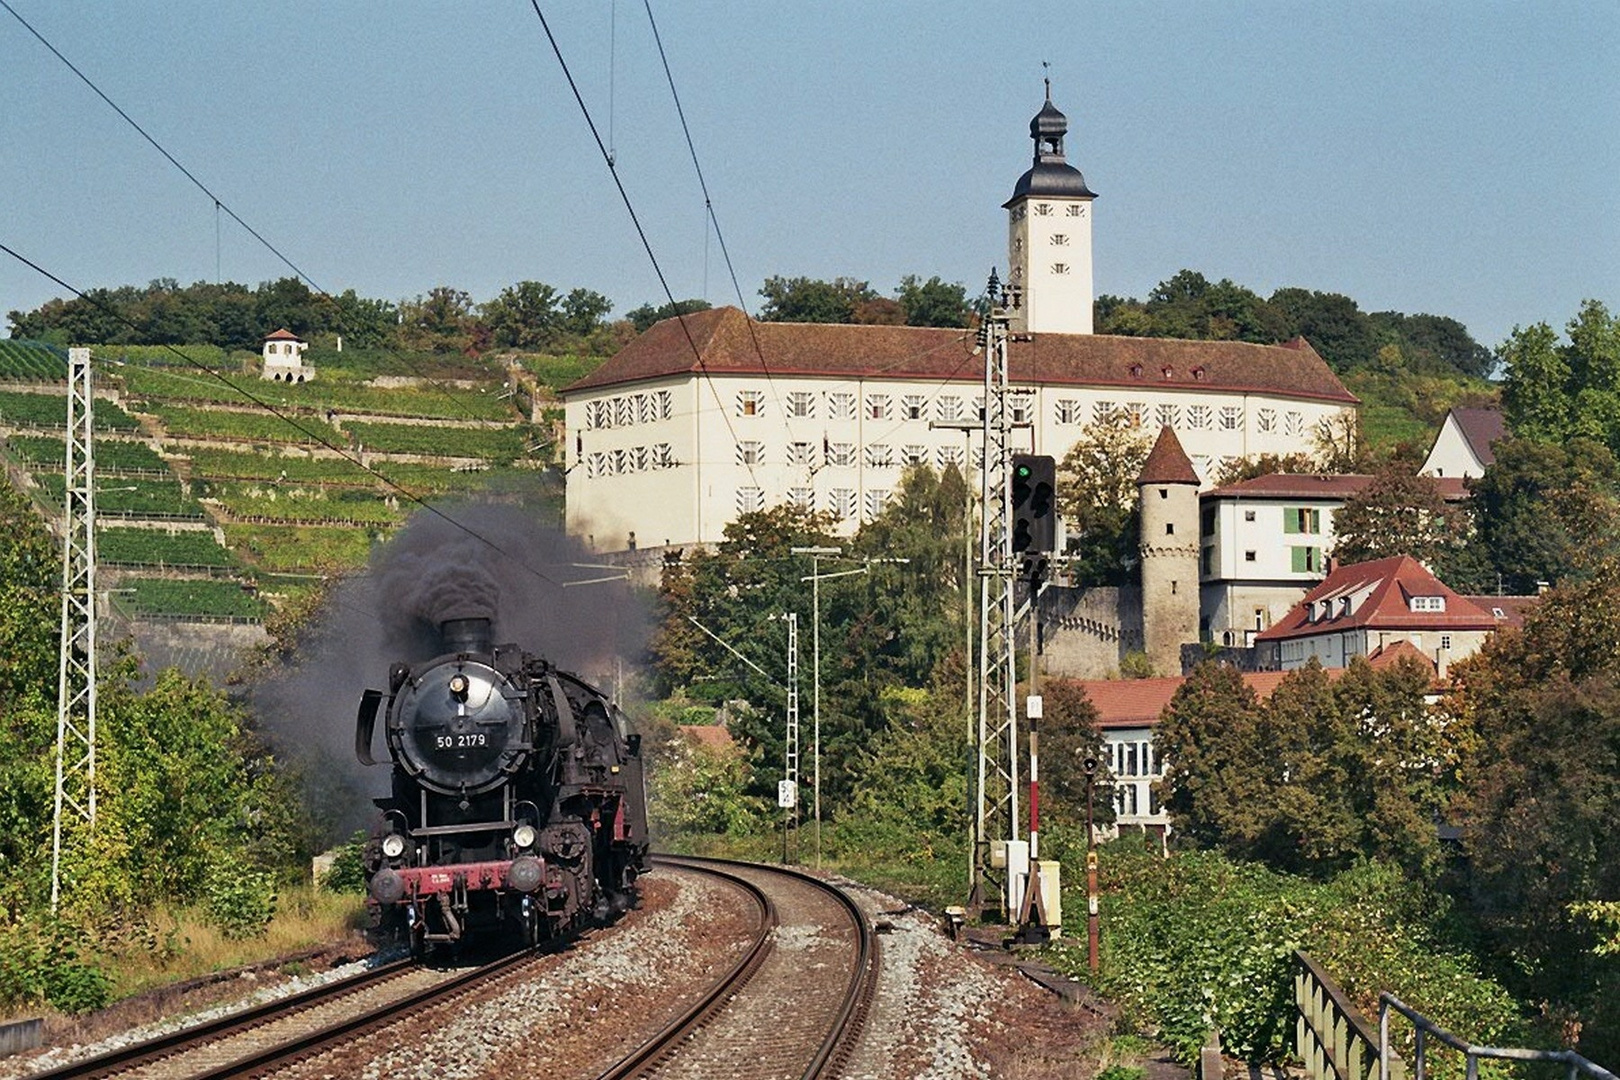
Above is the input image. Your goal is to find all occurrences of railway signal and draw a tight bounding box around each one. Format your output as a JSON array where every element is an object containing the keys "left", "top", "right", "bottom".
[{"left": 1010, "top": 453, "right": 1056, "bottom": 554}]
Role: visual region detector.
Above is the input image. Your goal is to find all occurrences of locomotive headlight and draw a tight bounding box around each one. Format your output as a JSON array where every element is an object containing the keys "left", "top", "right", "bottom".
[
  {"left": 448, "top": 673, "right": 470, "bottom": 700},
  {"left": 513, "top": 824, "right": 537, "bottom": 851},
  {"left": 381, "top": 833, "right": 406, "bottom": 859}
]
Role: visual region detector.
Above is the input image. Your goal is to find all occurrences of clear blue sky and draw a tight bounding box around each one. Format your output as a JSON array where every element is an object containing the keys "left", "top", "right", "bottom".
[{"left": 3, "top": 1, "right": 1616, "bottom": 352}]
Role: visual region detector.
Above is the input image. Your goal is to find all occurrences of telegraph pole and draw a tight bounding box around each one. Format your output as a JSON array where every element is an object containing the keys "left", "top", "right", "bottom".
[{"left": 51, "top": 347, "right": 98, "bottom": 913}]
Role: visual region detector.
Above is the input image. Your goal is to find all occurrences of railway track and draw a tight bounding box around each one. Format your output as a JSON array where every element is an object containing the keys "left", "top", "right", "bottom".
[
  {"left": 26, "top": 949, "right": 537, "bottom": 1080},
  {"left": 599, "top": 855, "right": 878, "bottom": 1080}
]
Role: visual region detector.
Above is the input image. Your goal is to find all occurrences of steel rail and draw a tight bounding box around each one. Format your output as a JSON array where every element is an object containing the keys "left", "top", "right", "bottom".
[
  {"left": 593, "top": 856, "right": 778, "bottom": 1080},
  {"left": 25, "top": 956, "right": 416, "bottom": 1080}
]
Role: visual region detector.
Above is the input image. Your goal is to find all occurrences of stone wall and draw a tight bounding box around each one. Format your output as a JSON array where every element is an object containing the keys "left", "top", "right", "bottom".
[{"left": 1038, "top": 584, "right": 1145, "bottom": 679}]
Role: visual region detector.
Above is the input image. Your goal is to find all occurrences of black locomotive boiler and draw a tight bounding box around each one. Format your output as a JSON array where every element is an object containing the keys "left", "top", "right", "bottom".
[{"left": 354, "top": 616, "right": 648, "bottom": 949}]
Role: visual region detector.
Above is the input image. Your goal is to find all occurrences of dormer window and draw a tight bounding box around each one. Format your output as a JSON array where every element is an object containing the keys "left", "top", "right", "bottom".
[
  {"left": 1192, "top": 366, "right": 1207, "bottom": 381},
  {"left": 1130, "top": 364, "right": 1143, "bottom": 379},
  {"left": 1409, "top": 595, "right": 1447, "bottom": 613},
  {"left": 1162, "top": 366, "right": 1174, "bottom": 380},
  {"left": 1338, "top": 595, "right": 1352, "bottom": 617}
]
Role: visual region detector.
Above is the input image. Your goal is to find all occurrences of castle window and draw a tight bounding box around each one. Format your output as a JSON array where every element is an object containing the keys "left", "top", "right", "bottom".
[
  {"left": 787, "top": 391, "right": 815, "bottom": 418},
  {"left": 1187, "top": 405, "right": 1212, "bottom": 430},
  {"left": 1156, "top": 403, "right": 1180, "bottom": 429},
  {"left": 615, "top": 397, "right": 635, "bottom": 427},
  {"left": 829, "top": 392, "right": 856, "bottom": 420},
  {"left": 788, "top": 487, "right": 813, "bottom": 509},
  {"left": 1285, "top": 411, "right": 1304, "bottom": 437},
  {"left": 866, "top": 393, "right": 891, "bottom": 420},
  {"left": 786, "top": 441, "right": 815, "bottom": 467},
  {"left": 736, "top": 486, "right": 765, "bottom": 514},
  {"left": 1245, "top": 550, "right": 1256, "bottom": 562},
  {"left": 1066, "top": 204, "right": 1082, "bottom": 217},
  {"left": 652, "top": 443, "right": 674, "bottom": 469},
  {"left": 1257, "top": 407, "right": 1276, "bottom": 433},
  {"left": 863, "top": 489, "right": 890, "bottom": 522},
  {"left": 737, "top": 390, "right": 763, "bottom": 417},
  {"left": 630, "top": 446, "right": 648, "bottom": 472},
  {"left": 1051, "top": 263, "right": 1070, "bottom": 275},
  {"left": 736, "top": 441, "right": 763, "bottom": 466},
  {"left": 1165, "top": 522, "right": 1174, "bottom": 534},
  {"left": 1093, "top": 401, "right": 1118, "bottom": 424},
  {"left": 826, "top": 442, "right": 856, "bottom": 468},
  {"left": 827, "top": 487, "right": 856, "bottom": 520},
  {"left": 1056, "top": 399, "right": 1081, "bottom": 424},
  {"left": 865, "top": 443, "right": 895, "bottom": 468},
  {"left": 936, "top": 395, "right": 963, "bottom": 421},
  {"left": 1010, "top": 394, "right": 1033, "bottom": 424},
  {"left": 936, "top": 444, "right": 964, "bottom": 469},
  {"left": 901, "top": 444, "right": 928, "bottom": 466},
  {"left": 1034, "top": 203, "right": 1052, "bottom": 216},
  {"left": 1051, "top": 234, "right": 1069, "bottom": 246},
  {"left": 637, "top": 393, "right": 657, "bottom": 424},
  {"left": 902, "top": 394, "right": 926, "bottom": 420},
  {"left": 655, "top": 390, "right": 673, "bottom": 420},
  {"left": 1220, "top": 406, "right": 1242, "bottom": 430}
]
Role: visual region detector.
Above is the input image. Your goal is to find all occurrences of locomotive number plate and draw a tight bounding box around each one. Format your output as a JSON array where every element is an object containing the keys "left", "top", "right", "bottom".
[{"left": 435, "top": 733, "right": 488, "bottom": 749}]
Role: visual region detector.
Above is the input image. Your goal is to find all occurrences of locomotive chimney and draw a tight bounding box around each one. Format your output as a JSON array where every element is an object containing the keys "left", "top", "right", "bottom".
[{"left": 440, "top": 616, "right": 493, "bottom": 655}]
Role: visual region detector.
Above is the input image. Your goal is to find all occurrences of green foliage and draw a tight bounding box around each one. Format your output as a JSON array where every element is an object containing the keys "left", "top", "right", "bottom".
[
  {"left": 1449, "top": 561, "right": 1620, "bottom": 1059},
  {"left": 32, "top": 474, "right": 202, "bottom": 519},
  {"left": 4, "top": 434, "right": 167, "bottom": 472},
  {"left": 1050, "top": 844, "right": 1524, "bottom": 1067},
  {"left": 1466, "top": 435, "right": 1620, "bottom": 593},
  {"left": 759, "top": 275, "right": 877, "bottom": 323},
  {"left": 342, "top": 420, "right": 531, "bottom": 461},
  {"left": 120, "top": 365, "right": 516, "bottom": 421},
  {"left": 895, "top": 274, "right": 970, "bottom": 327},
  {"left": 0, "top": 922, "right": 112, "bottom": 1014},
  {"left": 626, "top": 298, "right": 712, "bottom": 333},
  {"left": 203, "top": 863, "right": 279, "bottom": 940},
  {"left": 0, "top": 389, "right": 140, "bottom": 431},
  {"left": 647, "top": 731, "right": 768, "bottom": 838},
  {"left": 119, "top": 578, "right": 265, "bottom": 620},
  {"left": 205, "top": 483, "right": 402, "bottom": 526},
  {"left": 222, "top": 523, "right": 379, "bottom": 572},
  {"left": 320, "top": 834, "right": 369, "bottom": 894},
  {"left": 186, "top": 447, "right": 469, "bottom": 493},
  {"left": 149, "top": 404, "right": 339, "bottom": 445},
  {"left": 1056, "top": 410, "right": 1152, "bottom": 585},
  {"left": 98, "top": 527, "right": 236, "bottom": 568},
  {"left": 1330, "top": 458, "right": 1470, "bottom": 570},
  {"left": 0, "top": 339, "right": 68, "bottom": 380},
  {"left": 1501, "top": 301, "right": 1620, "bottom": 455},
  {"left": 1155, "top": 658, "right": 1451, "bottom": 879}
]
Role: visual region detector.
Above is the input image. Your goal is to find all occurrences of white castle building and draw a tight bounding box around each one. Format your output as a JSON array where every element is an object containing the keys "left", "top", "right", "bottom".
[{"left": 562, "top": 91, "right": 1357, "bottom": 554}]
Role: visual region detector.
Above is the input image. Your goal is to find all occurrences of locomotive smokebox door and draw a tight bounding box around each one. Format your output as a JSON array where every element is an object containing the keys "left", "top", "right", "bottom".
[{"left": 388, "top": 660, "right": 527, "bottom": 796}]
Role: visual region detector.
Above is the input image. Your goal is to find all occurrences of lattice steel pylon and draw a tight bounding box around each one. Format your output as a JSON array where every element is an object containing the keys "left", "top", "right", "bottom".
[
  {"left": 971, "top": 275, "right": 1021, "bottom": 916},
  {"left": 784, "top": 612, "right": 800, "bottom": 860},
  {"left": 51, "top": 347, "right": 98, "bottom": 913}
]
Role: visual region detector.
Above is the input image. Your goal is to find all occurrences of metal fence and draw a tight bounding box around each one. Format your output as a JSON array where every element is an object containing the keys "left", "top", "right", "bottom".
[{"left": 1380, "top": 994, "right": 1615, "bottom": 1080}]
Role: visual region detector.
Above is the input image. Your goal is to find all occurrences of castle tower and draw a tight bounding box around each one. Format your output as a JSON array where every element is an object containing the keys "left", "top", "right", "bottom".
[
  {"left": 1137, "top": 426, "right": 1201, "bottom": 676},
  {"left": 1005, "top": 81, "right": 1097, "bottom": 335}
]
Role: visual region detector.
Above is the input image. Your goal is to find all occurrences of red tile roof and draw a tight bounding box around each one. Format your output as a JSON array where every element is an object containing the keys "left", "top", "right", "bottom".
[
  {"left": 1139, "top": 426, "right": 1200, "bottom": 485},
  {"left": 1255, "top": 555, "right": 1497, "bottom": 643},
  {"left": 1205, "top": 473, "right": 1372, "bottom": 499},
  {"left": 1461, "top": 594, "right": 1539, "bottom": 628},
  {"left": 563, "top": 307, "right": 1358, "bottom": 404},
  {"left": 1056, "top": 669, "right": 1323, "bottom": 729},
  {"left": 263, "top": 327, "right": 303, "bottom": 342},
  {"left": 1203, "top": 472, "right": 1469, "bottom": 503}
]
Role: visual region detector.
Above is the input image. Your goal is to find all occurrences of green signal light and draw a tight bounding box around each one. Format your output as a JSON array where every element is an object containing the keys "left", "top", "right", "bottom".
[{"left": 1016, "top": 465, "right": 1032, "bottom": 478}]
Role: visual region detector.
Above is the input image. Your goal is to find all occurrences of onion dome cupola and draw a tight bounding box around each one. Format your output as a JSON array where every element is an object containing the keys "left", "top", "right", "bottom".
[{"left": 1004, "top": 81, "right": 1098, "bottom": 206}]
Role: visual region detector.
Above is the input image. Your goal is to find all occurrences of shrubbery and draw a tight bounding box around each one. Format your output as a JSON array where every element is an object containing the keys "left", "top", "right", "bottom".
[{"left": 1049, "top": 842, "right": 1526, "bottom": 1069}]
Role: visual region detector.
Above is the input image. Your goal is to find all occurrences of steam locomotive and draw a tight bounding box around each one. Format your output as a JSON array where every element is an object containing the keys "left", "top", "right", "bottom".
[{"left": 354, "top": 616, "right": 648, "bottom": 950}]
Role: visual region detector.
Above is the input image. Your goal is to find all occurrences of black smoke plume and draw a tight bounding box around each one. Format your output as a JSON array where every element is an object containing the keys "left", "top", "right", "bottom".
[{"left": 249, "top": 493, "right": 649, "bottom": 845}]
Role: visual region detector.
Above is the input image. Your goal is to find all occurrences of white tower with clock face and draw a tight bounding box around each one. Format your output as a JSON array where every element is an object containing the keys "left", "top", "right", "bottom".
[{"left": 1005, "top": 84, "right": 1097, "bottom": 335}]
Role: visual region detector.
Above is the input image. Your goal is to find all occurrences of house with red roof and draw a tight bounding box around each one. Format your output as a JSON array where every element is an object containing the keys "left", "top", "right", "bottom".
[
  {"left": 1254, "top": 554, "right": 1501, "bottom": 672},
  {"left": 261, "top": 327, "right": 313, "bottom": 383},
  {"left": 560, "top": 93, "right": 1357, "bottom": 554},
  {"left": 1196, "top": 472, "right": 1470, "bottom": 649}
]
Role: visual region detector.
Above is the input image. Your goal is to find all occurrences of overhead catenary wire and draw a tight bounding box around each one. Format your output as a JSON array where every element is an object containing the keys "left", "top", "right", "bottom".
[
  {"left": 0, "top": 0, "right": 495, "bottom": 427},
  {"left": 525, "top": 1, "right": 762, "bottom": 489},
  {"left": 0, "top": 240, "right": 562, "bottom": 588}
]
